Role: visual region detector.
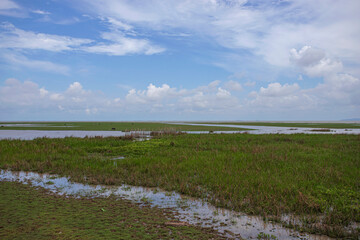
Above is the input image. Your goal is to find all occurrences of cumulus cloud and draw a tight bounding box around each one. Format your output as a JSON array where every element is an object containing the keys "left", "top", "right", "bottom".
[
  {"left": 244, "top": 81, "right": 256, "bottom": 87},
  {"left": 125, "top": 83, "right": 177, "bottom": 104},
  {"left": 290, "top": 46, "right": 343, "bottom": 77},
  {"left": 124, "top": 82, "right": 238, "bottom": 112},
  {"left": 216, "top": 87, "right": 231, "bottom": 98},
  {"left": 258, "top": 83, "right": 299, "bottom": 97},
  {"left": 1, "top": 76, "right": 359, "bottom": 119},
  {"left": 0, "top": 79, "right": 111, "bottom": 115},
  {"left": 0, "top": 79, "right": 242, "bottom": 116},
  {"left": 0, "top": 78, "right": 48, "bottom": 106},
  {"left": 247, "top": 82, "right": 314, "bottom": 109},
  {"left": 246, "top": 46, "right": 360, "bottom": 112},
  {"left": 290, "top": 46, "right": 360, "bottom": 105},
  {"left": 223, "top": 80, "right": 242, "bottom": 91}
]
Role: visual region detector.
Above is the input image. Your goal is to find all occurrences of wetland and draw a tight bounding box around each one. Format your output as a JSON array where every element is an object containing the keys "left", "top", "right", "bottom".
[{"left": 1, "top": 131, "right": 359, "bottom": 239}]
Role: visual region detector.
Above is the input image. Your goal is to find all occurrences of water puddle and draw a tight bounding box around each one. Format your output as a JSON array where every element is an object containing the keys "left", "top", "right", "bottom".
[
  {"left": 109, "top": 156, "right": 125, "bottom": 167},
  {"left": 0, "top": 170, "right": 333, "bottom": 240}
]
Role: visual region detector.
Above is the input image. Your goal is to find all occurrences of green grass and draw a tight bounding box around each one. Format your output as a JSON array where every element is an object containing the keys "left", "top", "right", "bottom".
[
  {"left": 0, "top": 134, "right": 359, "bottom": 238},
  {"left": 0, "top": 121, "right": 248, "bottom": 131},
  {"left": 194, "top": 121, "right": 360, "bottom": 129},
  {"left": 0, "top": 181, "right": 224, "bottom": 239}
]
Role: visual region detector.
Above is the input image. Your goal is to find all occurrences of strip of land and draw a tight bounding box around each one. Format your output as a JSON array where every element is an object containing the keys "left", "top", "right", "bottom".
[{"left": 0, "top": 134, "right": 359, "bottom": 238}]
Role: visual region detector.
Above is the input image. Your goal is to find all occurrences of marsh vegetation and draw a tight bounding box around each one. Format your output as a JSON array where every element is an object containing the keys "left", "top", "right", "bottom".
[{"left": 1, "top": 133, "right": 359, "bottom": 238}]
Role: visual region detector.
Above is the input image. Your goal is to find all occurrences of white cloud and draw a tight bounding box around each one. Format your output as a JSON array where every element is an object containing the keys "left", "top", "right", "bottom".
[
  {"left": 0, "top": 22, "right": 164, "bottom": 59},
  {"left": 311, "top": 73, "right": 360, "bottom": 106},
  {"left": 223, "top": 80, "right": 242, "bottom": 91},
  {"left": 0, "top": 0, "right": 19, "bottom": 10},
  {"left": 125, "top": 83, "right": 177, "bottom": 103},
  {"left": 290, "top": 46, "right": 343, "bottom": 77},
  {"left": 50, "top": 93, "right": 64, "bottom": 101},
  {"left": 1, "top": 76, "right": 358, "bottom": 119},
  {"left": 216, "top": 87, "right": 231, "bottom": 98},
  {"left": 0, "top": 78, "right": 48, "bottom": 106},
  {"left": 0, "top": 23, "right": 93, "bottom": 52},
  {"left": 258, "top": 83, "right": 299, "bottom": 97},
  {"left": 289, "top": 46, "right": 360, "bottom": 106},
  {"left": 244, "top": 81, "right": 256, "bottom": 87},
  {"left": 66, "top": 82, "right": 87, "bottom": 94},
  {"left": 83, "top": 33, "right": 165, "bottom": 55},
  {"left": 247, "top": 82, "right": 314, "bottom": 109},
  {"left": 104, "top": 17, "right": 133, "bottom": 31},
  {"left": 0, "top": 0, "right": 24, "bottom": 17},
  {"left": 77, "top": 0, "right": 360, "bottom": 69},
  {"left": 32, "top": 10, "right": 50, "bottom": 15},
  {"left": 246, "top": 46, "right": 360, "bottom": 112},
  {"left": 0, "top": 79, "right": 110, "bottom": 115},
  {"left": 3, "top": 53, "right": 70, "bottom": 75}
]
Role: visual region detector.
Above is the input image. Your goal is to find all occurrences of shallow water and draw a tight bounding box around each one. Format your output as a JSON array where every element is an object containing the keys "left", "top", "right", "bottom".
[
  {"left": 1, "top": 121, "right": 359, "bottom": 140},
  {"left": 0, "top": 170, "right": 333, "bottom": 240},
  {"left": 0, "top": 130, "right": 151, "bottom": 140},
  {"left": 0, "top": 123, "right": 73, "bottom": 127},
  {"left": 174, "top": 123, "right": 360, "bottom": 135}
]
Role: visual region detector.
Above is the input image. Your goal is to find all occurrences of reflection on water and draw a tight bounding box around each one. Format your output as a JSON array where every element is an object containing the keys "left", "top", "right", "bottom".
[{"left": 0, "top": 170, "right": 333, "bottom": 240}]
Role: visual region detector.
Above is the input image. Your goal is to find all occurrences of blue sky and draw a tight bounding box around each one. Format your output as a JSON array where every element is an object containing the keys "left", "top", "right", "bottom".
[{"left": 0, "top": 0, "right": 359, "bottom": 121}]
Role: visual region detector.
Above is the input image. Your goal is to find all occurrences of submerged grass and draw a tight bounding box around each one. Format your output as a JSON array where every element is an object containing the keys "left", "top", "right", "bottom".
[
  {"left": 0, "top": 181, "right": 223, "bottom": 239},
  {"left": 0, "top": 134, "right": 359, "bottom": 238},
  {"left": 0, "top": 121, "right": 248, "bottom": 131}
]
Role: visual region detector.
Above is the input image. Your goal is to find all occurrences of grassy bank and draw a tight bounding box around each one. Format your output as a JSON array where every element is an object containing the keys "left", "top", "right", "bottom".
[
  {"left": 0, "top": 121, "right": 248, "bottom": 131},
  {"left": 0, "top": 181, "right": 223, "bottom": 239},
  {"left": 194, "top": 121, "right": 360, "bottom": 129},
  {"left": 0, "top": 134, "right": 359, "bottom": 238}
]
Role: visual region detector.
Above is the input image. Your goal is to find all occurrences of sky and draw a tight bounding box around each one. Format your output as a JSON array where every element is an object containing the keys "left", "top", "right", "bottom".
[{"left": 0, "top": 0, "right": 359, "bottom": 121}]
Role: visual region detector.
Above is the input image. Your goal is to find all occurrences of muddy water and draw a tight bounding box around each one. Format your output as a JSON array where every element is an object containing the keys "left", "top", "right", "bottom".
[{"left": 0, "top": 170, "right": 332, "bottom": 240}]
